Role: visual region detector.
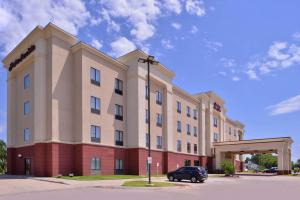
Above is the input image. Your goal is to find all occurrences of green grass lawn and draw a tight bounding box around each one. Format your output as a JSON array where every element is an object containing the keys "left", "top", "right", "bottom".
[
  {"left": 287, "top": 174, "right": 300, "bottom": 177},
  {"left": 122, "top": 181, "right": 176, "bottom": 187},
  {"left": 59, "top": 175, "right": 145, "bottom": 181},
  {"left": 208, "top": 174, "right": 226, "bottom": 177}
]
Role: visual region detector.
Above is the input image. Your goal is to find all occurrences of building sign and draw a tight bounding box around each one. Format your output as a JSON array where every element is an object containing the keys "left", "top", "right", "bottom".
[
  {"left": 213, "top": 102, "right": 221, "bottom": 112},
  {"left": 147, "top": 157, "right": 152, "bottom": 164},
  {"left": 9, "top": 45, "right": 36, "bottom": 72}
]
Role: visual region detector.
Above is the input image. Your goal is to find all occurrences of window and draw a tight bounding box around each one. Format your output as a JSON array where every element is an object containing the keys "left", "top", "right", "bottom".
[
  {"left": 186, "top": 106, "right": 191, "bottom": 117},
  {"left": 156, "top": 113, "right": 162, "bottom": 127},
  {"left": 146, "top": 133, "right": 150, "bottom": 147},
  {"left": 115, "top": 130, "right": 123, "bottom": 146},
  {"left": 24, "top": 101, "right": 30, "bottom": 115},
  {"left": 184, "top": 160, "right": 191, "bottom": 166},
  {"left": 115, "top": 104, "right": 123, "bottom": 120},
  {"left": 229, "top": 127, "right": 232, "bottom": 135},
  {"left": 177, "top": 101, "right": 181, "bottom": 113},
  {"left": 187, "top": 142, "right": 191, "bottom": 153},
  {"left": 115, "top": 78, "right": 123, "bottom": 95},
  {"left": 90, "top": 67, "right": 100, "bottom": 86},
  {"left": 115, "top": 159, "right": 123, "bottom": 174},
  {"left": 177, "top": 140, "right": 182, "bottom": 152},
  {"left": 91, "top": 157, "right": 100, "bottom": 175},
  {"left": 194, "top": 160, "right": 200, "bottom": 166},
  {"left": 156, "top": 136, "right": 162, "bottom": 149},
  {"left": 214, "top": 132, "right": 219, "bottom": 142},
  {"left": 234, "top": 130, "right": 237, "bottom": 137},
  {"left": 156, "top": 91, "right": 162, "bottom": 105},
  {"left": 145, "top": 85, "right": 149, "bottom": 99},
  {"left": 90, "top": 96, "right": 100, "bottom": 114},
  {"left": 193, "top": 126, "right": 197, "bottom": 137},
  {"left": 187, "top": 124, "right": 191, "bottom": 135},
  {"left": 193, "top": 109, "right": 198, "bottom": 120},
  {"left": 145, "top": 109, "right": 149, "bottom": 123},
  {"left": 194, "top": 144, "right": 198, "bottom": 154},
  {"left": 213, "top": 117, "right": 218, "bottom": 127},
  {"left": 24, "top": 128, "right": 30, "bottom": 143},
  {"left": 177, "top": 121, "right": 182, "bottom": 132},
  {"left": 91, "top": 125, "right": 101, "bottom": 143},
  {"left": 24, "top": 74, "right": 30, "bottom": 89}
]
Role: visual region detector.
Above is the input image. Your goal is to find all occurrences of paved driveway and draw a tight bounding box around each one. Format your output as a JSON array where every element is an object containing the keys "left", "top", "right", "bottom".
[{"left": 0, "top": 175, "right": 299, "bottom": 200}]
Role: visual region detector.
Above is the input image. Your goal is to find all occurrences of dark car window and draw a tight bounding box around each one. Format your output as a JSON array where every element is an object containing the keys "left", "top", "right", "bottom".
[{"left": 176, "top": 167, "right": 185, "bottom": 172}]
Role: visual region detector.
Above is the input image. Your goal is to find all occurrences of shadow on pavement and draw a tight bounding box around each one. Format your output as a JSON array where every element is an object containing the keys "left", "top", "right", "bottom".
[
  {"left": 235, "top": 173, "right": 277, "bottom": 177},
  {"left": 0, "top": 174, "right": 33, "bottom": 179}
]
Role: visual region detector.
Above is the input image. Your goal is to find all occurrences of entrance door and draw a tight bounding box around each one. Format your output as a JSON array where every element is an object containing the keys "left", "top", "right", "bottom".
[{"left": 24, "top": 158, "right": 31, "bottom": 176}]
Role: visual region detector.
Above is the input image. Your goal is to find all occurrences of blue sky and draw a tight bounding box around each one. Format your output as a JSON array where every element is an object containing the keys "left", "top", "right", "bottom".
[{"left": 0, "top": 0, "right": 299, "bottom": 161}]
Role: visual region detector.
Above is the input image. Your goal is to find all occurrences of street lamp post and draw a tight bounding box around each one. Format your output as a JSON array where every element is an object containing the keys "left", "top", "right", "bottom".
[{"left": 138, "top": 55, "right": 159, "bottom": 185}]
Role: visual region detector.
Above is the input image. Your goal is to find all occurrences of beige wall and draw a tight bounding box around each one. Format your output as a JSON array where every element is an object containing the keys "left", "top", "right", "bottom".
[
  {"left": 80, "top": 48, "right": 126, "bottom": 146},
  {"left": 173, "top": 88, "right": 199, "bottom": 155},
  {"left": 7, "top": 59, "right": 34, "bottom": 147},
  {"left": 4, "top": 24, "right": 247, "bottom": 163},
  {"left": 214, "top": 138, "right": 292, "bottom": 171}
]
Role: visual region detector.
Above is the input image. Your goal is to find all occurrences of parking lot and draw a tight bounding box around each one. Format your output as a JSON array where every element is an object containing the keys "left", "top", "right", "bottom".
[{"left": 0, "top": 175, "right": 299, "bottom": 200}]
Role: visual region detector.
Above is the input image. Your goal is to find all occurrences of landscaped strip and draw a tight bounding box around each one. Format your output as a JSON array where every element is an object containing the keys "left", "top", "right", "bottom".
[
  {"left": 122, "top": 181, "right": 176, "bottom": 187},
  {"left": 59, "top": 175, "right": 145, "bottom": 181}
]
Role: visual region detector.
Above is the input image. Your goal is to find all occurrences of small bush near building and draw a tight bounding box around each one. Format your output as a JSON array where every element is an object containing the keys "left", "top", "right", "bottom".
[
  {"left": 221, "top": 160, "right": 235, "bottom": 176},
  {"left": 0, "top": 140, "right": 7, "bottom": 174}
]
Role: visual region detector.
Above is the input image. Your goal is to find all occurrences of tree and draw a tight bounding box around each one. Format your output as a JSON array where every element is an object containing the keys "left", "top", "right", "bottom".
[
  {"left": 293, "top": 159, "right": 300, "bottom": 169},
  {"left": 250, "top": 154, "right": 277, "bottom": 169},
  {"left": 245, "top": 157, "right": 251, "bottom": 163},
  {"left": 221, "top": 160, "right": 235, "bottom": 176},
  {"left": 0, "top": 140, "right": 7, "bottom": 174}
]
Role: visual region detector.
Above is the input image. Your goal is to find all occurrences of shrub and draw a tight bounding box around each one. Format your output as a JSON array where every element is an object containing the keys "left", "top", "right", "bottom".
[{"left": 221, "top": 160, "right": 235, "bottom": 176}]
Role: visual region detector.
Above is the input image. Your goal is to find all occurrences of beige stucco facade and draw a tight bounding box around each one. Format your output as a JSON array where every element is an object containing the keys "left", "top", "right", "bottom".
[
  {"left": 214, "top": 138, "right": 293, "bottom": 174},
  {"left": 3, "top": 23, "right": 293, "bottom": 175}
]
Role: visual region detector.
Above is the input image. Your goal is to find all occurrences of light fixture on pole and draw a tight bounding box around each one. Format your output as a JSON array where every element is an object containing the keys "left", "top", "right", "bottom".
[{"left": 138, "top": 55, "right": 159, "bottom": 185}]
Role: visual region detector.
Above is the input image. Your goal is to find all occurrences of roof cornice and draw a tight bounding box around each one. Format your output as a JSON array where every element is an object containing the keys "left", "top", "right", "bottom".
[
  {"left": 173, "top": 85, "right": 200, "bottom": 104},
  {"left": 118, "top": 49, "right": 175, "bottom": 78},
  {"left": 71, "top": 42, "right": 128, "bottom": 71}
]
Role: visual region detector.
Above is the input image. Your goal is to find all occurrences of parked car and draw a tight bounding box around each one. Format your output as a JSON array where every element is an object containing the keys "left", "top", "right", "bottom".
[
  {"left": 264, "top": 167, "right": 278, "bottom": 173},
  {"left": 167, "top": 166, "right": 208, "bottom": 183}
]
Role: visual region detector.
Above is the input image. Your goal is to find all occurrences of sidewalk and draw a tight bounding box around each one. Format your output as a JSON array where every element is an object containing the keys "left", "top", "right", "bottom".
[
  {"left": 0, "top": 174, "right": 232, "bottom": 196},
  {"left": 0, "top": 176, "right": 171, "bottom": 196}
]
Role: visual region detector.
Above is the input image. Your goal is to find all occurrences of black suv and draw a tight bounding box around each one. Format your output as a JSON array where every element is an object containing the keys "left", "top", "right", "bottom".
[{"left": 167, "top": 166, "right": 208, "bottom": 183}]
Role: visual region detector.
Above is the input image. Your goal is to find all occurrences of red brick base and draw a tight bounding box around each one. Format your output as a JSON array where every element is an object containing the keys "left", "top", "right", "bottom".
[
  {"left": 234, "top": 160, "right": 244, "bottom": 172},
  {"left": 7, "top": 143, "right": 213, "bottom": 177}
]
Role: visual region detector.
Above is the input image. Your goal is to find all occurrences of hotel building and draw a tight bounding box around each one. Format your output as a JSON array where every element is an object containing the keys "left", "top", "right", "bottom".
[{"left": 3, "top": 23, "right": 292, "bottom": 176}]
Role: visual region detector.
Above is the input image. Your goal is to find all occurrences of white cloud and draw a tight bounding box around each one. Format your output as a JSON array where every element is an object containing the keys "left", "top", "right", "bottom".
[
  {"left": 90, "top": 16, "right": 102, "bottom": 26},
  {"left": 268, "top": 42, "right": 290, "bottom": 60},
  {"left": 220, "top": 58, "right": 236, "bottom": 68},
  {"left": 100, "top": 9, "right": 120, "bottom": 32},
  {"left": 232, "top": 76, "right": 240, "bottom": 81},
  {"left": 190, "top": 25, "right": 198, "bottom": 34},
  {"left": 91, "top": 38, "right": 103, "bottom": 50},
  {"left": 162, "top": 0, "right": 182, "bottom": 14},
  {"left": 0, "top": 0, "right": 91, "bottom": 54},
  {"left": 185, "top": 0, "right": 205, "bottom": 16},
  {"left": 267, "top": 95, "right": 300, "bottom": 116},
  {"left": 246, "top": 41, "right": 300, "bottom": 80},
  {"left": 292, "top": 32, "right": 300, "bottom": 41},
  {"left": 98, "top": 0, "right": 160, "bottom": 42},
  {"left": 171, "top": 22, "right": 181, "bottom": 30},
  {"left": 98, "top": 0, "right": 205, "bottom": 44},
  {"left": 219, "top": 71, "right": 227, "bottom": 76},
  {"left": 205, "top": 40, "right": 223, "bottom": 52},
  {"left": 161, "top": 39, "right": 174, "bottom": 49},
  {"left": 246, "top": 69, "right": 259, "bottom": 80},
  {"left": 130, "top": 22, "right": 155, "bottom": 41},
  {"left": 110, "top": 37, "right": 136, "bottom": 57}
]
